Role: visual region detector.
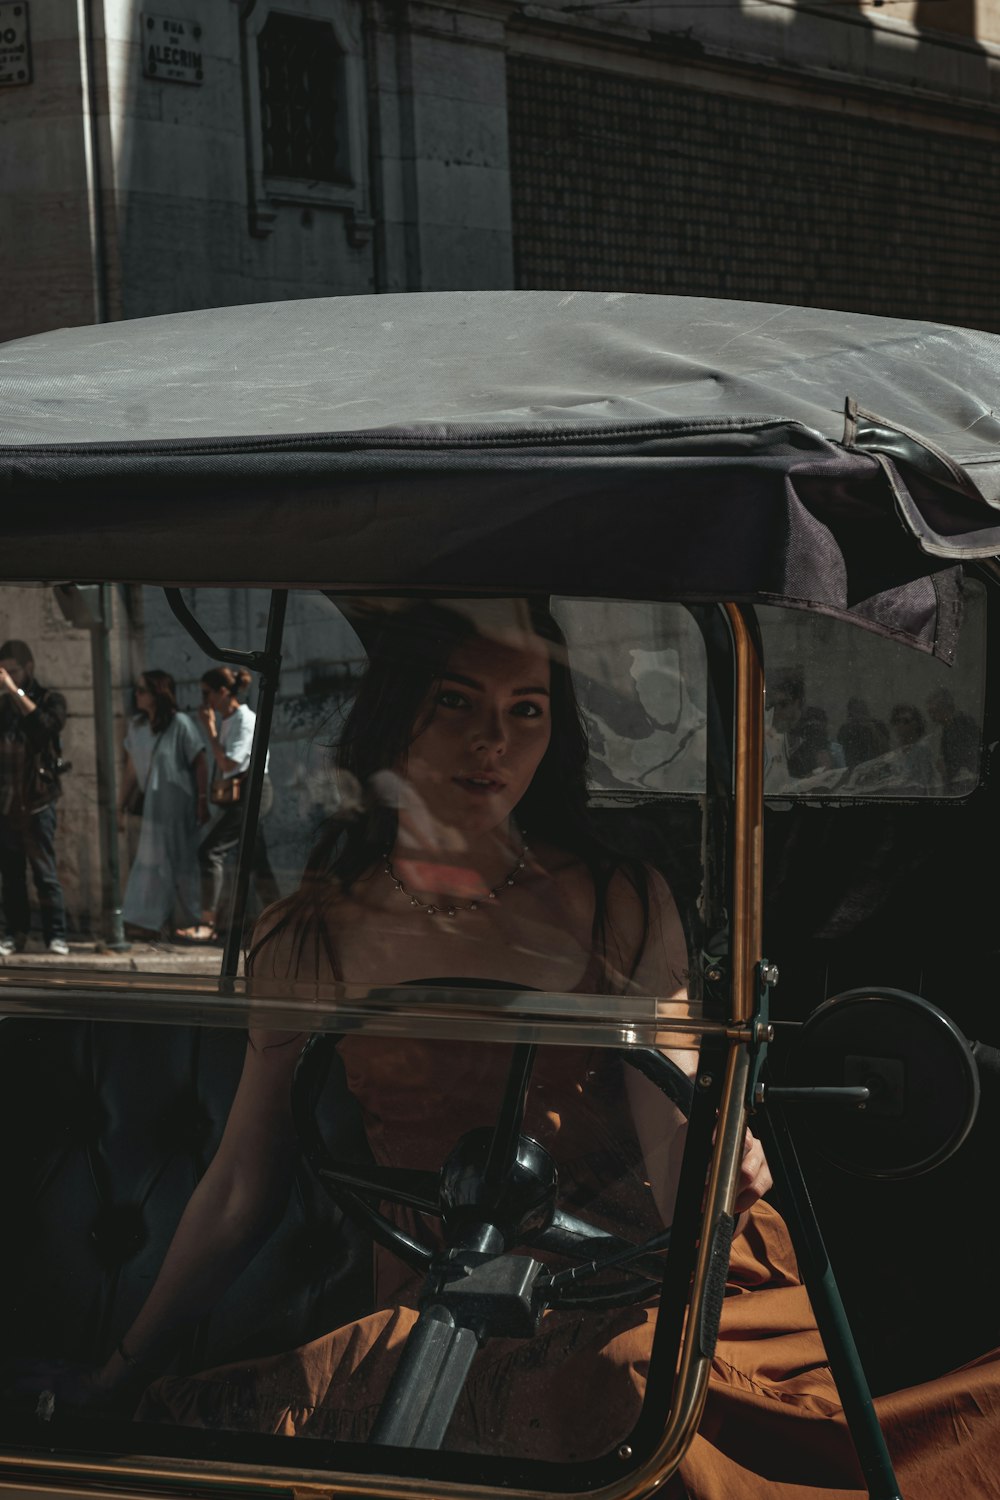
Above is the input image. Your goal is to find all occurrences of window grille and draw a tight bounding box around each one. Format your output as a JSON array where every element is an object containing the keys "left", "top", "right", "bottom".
[{"left": 257, "top": 12, "right": 343, "bottom": 183}]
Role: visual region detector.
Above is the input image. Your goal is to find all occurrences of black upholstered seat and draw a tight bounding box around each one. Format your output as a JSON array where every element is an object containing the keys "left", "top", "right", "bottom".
[{"left": 1, "top": 1018, "right": 374, "bottom": 1377}]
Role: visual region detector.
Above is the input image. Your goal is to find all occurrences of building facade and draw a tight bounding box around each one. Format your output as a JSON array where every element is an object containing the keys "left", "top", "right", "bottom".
[
  {"left": 2, "top": 0, "right": 1000, "bottom": 937},
  {"left": 1, "top": 0, "right": 999, "bottom": 341}
]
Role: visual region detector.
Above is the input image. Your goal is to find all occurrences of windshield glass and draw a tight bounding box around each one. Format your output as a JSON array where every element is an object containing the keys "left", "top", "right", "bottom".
[{"left": 0, "top": 587, "right": 717, "bottom": 1025}]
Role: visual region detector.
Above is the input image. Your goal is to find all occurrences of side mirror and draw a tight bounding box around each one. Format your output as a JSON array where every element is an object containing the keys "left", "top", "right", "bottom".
[{"left": 779, "top": 988, "right": 980, "bottom": 1179}]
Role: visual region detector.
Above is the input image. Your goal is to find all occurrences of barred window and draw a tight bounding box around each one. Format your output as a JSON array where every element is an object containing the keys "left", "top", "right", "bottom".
[{"left": 257, "top": 11, "right": 344, "bottom": 183}]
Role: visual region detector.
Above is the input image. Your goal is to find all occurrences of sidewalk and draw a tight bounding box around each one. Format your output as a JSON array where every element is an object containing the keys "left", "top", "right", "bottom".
[{"left": 0, "top": 938, "right": 226, "bottom": 975}]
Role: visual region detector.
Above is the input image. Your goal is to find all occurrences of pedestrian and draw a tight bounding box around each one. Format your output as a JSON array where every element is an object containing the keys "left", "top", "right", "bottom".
[
  {"left": 837, "top": 696, "right": 890, "bottom": 773},
  {"left": 0, "top": 638, "right": 70, "bottom": 956},
  {"left": 177, "top": 667, "right": 279, "bottom": 944},
  {"left": 887, "top": 701, "right": 937, "bottom": 793},
  {"left": 120, "top": 670, "right": 209, "bottom": 939},
  {"left": 927, "top": 687, "right": 979, "bottom": 794}
]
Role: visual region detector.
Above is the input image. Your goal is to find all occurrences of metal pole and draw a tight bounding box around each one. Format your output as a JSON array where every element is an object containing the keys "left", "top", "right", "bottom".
[
  {"left": 757, "top": 1102, "right": 903, "bottom": 1500},
  {"left": 369, "top": 1306, "right": 480, "bottom": 1449},
  {"left": 220, "top": 589, "right": 287, "bottom": 983},
  {"left": 90, "top": 584, "right": 128, "bottom": 950}
]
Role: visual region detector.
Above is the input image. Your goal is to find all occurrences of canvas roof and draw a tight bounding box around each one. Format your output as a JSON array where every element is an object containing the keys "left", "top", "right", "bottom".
[{"left": 2, "top": 291, "right": 999, "bottom": 655}]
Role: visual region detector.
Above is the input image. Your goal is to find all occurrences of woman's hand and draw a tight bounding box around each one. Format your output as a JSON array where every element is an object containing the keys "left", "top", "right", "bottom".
[
  {"left": 4, "top": 1356, "right": 140, "bottom": 1418},
  {"left": 735, "top": 1128, "right": 772, "bottom": 1215},
  {"left": 197, "top": 704, "right": 217, "bottom": 737}
]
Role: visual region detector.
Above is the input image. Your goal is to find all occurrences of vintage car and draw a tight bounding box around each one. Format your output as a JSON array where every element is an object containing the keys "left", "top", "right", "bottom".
[{"left": 1, "top": 292, "right": 999, "bottom": 1500}]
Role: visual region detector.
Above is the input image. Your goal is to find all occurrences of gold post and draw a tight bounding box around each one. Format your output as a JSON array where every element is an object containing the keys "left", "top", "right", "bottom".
[{"left": 724, "top": 603, "right": 765, "bottom": 1025}]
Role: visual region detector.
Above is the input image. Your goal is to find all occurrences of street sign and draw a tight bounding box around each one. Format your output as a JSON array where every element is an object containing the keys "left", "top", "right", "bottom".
[
  {"left": 141, "top": 12, "right": 203, "bottom": 85},
  {"left": 0, "top": 2, "right": 31, "bottom": 87}
]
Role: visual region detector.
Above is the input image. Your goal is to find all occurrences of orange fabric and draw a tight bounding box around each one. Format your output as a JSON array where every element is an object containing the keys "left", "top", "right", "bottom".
[{"left": 138, "top": 1041, "right": 1000, "bottom": 1493}]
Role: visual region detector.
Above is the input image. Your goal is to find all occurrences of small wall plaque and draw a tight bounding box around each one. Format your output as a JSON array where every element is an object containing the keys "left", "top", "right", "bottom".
[
  {"left": 141, "top": 12, "right": 203, "bottom": 85},
  {"left": 0, "top": 2, "right": 31, "bottom": 87}
]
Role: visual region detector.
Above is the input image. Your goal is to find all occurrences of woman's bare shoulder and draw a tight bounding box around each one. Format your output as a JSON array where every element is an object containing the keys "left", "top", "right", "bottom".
[
  {"left": 245, "top": 888, "right": 348, "bottom": 1051},
  {"left": 605, "top": 861, "right": 681, "bottom": 928},
  {"left": 606, "top": 863, "right": 689, "bottom": 997}
]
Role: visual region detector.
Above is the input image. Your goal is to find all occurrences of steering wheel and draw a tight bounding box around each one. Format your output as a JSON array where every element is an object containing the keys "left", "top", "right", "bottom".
[{"left": 291, "top": 1014, "right": 695, "bottom": 1314}]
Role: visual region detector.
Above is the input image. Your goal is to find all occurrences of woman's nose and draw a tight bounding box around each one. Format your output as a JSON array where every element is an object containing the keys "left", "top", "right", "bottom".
[{"left": 470, "top": 707, "right": 507, "bottom": 753}]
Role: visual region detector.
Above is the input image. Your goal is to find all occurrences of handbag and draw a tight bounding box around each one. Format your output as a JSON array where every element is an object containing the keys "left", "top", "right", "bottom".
[
  {"left": 210, "top": 772, "right": 247, "bottom": 806},
  {"left": 123, "top": 720, "right": 167, "bottom": 818}
]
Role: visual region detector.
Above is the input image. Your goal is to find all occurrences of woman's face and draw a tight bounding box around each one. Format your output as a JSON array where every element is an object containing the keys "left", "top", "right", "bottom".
[
  {"left": 403, "top": 632, "right": 552, "bottom": 838},
  {"left": 135, "top": 677, "right": 153, "bottom": 717},
  {"left": 201, "top": 682, "right": 227, "bottom": 714}
]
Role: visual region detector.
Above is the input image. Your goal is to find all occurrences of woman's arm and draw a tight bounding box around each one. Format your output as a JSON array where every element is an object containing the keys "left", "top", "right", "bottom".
[
  {"left": 118, "top": 752, "right": 137, "bottom": 814},
  {"left": 88, "top": 1029, "right": 305, "bottom": 1401},
  {"left": 615, "top": 867, "right": 771, "bottom": 1233},
  {"left": 192, "top": 747, "right": 209, "bottom": 823},
  {"left": 198, "top": 706, "right": 244, "bottom": 775},
  {"left": 613, "top": 867, "right": 699, "bottom": 1226}
]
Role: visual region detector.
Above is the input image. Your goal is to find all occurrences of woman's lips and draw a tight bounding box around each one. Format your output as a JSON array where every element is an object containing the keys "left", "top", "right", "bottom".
[{"left": 453, "top": 774, "right": 505, "bottom": 795}]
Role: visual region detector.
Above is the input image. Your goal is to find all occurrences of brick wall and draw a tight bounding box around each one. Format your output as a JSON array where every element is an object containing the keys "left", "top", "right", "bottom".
[{"left": 507, "top": 56, "right": 1000, "bottom": 332}]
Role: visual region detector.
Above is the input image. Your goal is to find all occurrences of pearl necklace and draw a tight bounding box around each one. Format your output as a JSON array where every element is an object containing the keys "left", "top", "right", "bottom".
[{"left": 383, "top": 838, "right": 530, "bottom": 918}]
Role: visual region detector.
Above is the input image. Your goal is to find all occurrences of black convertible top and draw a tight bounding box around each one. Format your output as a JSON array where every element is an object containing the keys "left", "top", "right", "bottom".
[{"left": 2, "top": 291, "right": 999, "bottom": 655}]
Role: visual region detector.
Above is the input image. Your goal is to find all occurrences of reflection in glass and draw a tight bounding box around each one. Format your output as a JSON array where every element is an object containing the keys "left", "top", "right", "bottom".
[
  {"left": 761, "top": 585, "right": 986, "bottom": 800},
  {"left": 0, "top": 633, "right": 70, "bottom": 957}
]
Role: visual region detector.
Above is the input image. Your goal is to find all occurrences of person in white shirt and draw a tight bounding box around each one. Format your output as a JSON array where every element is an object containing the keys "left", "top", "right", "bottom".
[{"left": 176, "top": 666, "right": 279, "bottom": 943}]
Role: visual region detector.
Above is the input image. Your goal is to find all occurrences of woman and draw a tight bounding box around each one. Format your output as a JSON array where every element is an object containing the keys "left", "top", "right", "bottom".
[
  {"left": 120, "top": 670, "right": 207, "bottom": 938},
  {"left": 49, "top": 604, "right": 1000, "bottom": 1492},
  {"left": 178, "top": 666, "right": 280, "bottom": 943}
]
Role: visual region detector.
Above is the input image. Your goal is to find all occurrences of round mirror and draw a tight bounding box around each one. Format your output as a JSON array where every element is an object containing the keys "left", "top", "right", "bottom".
[{"left": 782, "top": 988, "right": 980, "bottom": 1179}]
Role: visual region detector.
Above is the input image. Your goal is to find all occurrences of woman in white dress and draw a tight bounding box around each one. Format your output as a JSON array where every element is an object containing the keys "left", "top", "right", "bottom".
[{"left": 120, "top": 671, "right": 208, "bottom": 937}]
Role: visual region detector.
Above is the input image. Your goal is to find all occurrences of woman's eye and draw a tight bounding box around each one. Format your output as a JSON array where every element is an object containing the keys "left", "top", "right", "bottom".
[
  {"left": 437, "top": 689, "right": 469, "bottom": 710},
  {"left": 512, "top": 700, "right": 546, "bottom": 719}
]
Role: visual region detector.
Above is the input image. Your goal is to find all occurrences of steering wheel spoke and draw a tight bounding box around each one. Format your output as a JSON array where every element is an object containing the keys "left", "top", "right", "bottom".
[
  {"left": 293, "top": 1033, "right": 688, "bottom": 1312},
  {"left": 532, "top": 1208, "right": 669, "bottom": 1281},
  {"left": 317, "top": 1163, "right": 441, "bottom": 1215}
]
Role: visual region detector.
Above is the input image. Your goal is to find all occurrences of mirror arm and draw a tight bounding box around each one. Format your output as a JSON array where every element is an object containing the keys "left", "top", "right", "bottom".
[{"left": 163, "top": 587, "right": 272, "bottom": 674}]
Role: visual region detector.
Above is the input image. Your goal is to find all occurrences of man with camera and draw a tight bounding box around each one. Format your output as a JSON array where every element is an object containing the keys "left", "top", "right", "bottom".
[{"left": 0, "top": 639, "right": 70, "bottom": 956}]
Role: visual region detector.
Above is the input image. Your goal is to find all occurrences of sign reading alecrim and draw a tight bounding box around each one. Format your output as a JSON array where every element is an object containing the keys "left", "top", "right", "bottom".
[{"left": 141, "top": 12, "right": 203, "bottom": 85}]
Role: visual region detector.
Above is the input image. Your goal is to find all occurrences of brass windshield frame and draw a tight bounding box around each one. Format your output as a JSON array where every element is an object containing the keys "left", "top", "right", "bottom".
[{"left": 0, "top": 605, "right": 765, "bottom": 1500}]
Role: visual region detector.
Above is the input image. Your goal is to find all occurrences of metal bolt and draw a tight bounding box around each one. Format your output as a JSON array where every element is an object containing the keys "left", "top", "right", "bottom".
[
  {"left": 698, "top": 1073, "right": 713, "bottom": 1089},
  {"left": 705, "top": 965, "right": 723, "bottom": 983},
  {"left": 761, "top": 962, "right": 779, "bottom": 987},
  {"left": 618, "top": 1444, "right": 633, "bottom": 1461},
  {"left": 753, "top": 1082, "right": 767, "bottom": 1106},
  {"left": 755, "top": 1021, "right": 775, "bottom": 1044}
]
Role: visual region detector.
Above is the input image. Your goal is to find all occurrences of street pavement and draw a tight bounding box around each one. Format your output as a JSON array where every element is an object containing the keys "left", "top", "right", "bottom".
[{"left": 0, "top": 939, "right": 228, "bottom": 974}]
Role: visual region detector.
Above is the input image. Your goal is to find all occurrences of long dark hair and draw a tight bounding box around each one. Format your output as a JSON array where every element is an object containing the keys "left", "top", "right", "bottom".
[
  {"left": 250, "top": 599, "right": 650, "bottom": 987},
  {"left": 137, "top": 669, "right": 178, "bottom": 735}
]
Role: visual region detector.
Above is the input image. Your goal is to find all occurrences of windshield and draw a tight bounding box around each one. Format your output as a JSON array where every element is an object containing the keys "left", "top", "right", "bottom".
[
  {"left": 0, "top": 586, "right": 724, "bottom": 1023},
  {"left": 0, "top": 586, "right": 738, "bottom": 1485}
]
